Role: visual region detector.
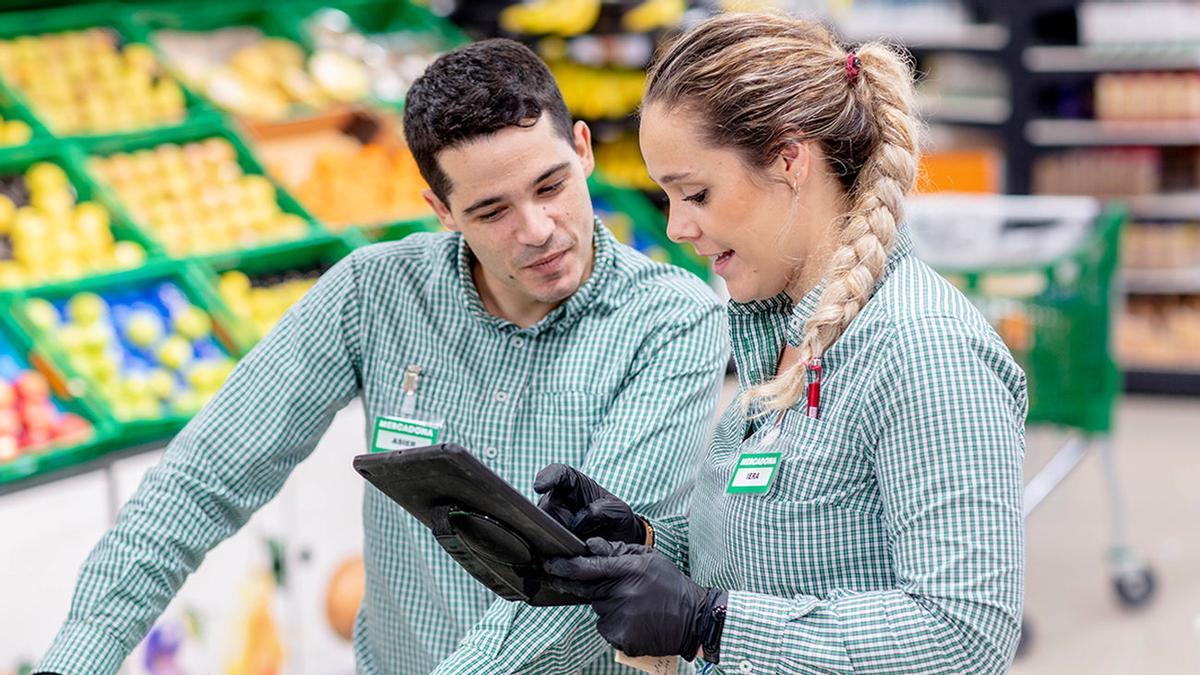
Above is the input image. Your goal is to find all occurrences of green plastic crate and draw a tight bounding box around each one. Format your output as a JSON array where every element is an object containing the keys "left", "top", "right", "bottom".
[
  {"left": 76, "top": 116, "right": 329, "bottom": 260},
  {"left": 937, "top": 204, "right": 1126, "bottom": 433},
  {"left": 588, "top": 174, "right": 710, "bottom": 281},
  {"left": 9, "top": 259, "right": 244, "bottom": 445},
  {"left": 0, "top": 306, "right": 119, "bottom": 486},
  {"left": 354, "top": 214, "right": 442, "bottom": 245},
  {"left": 0, "top": 140, "right": 163, "bottom": 290},
  {"left": 197, "top": 233, "right": 356, "bottom": 350},
  {"left": 0, "top": 2, "right": 214, "bottom": 142}
]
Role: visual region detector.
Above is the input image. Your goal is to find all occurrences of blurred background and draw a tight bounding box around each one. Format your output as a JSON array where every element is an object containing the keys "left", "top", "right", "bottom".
[{"left": 0, "top": 0, "right": 1197, "bottom": 673}]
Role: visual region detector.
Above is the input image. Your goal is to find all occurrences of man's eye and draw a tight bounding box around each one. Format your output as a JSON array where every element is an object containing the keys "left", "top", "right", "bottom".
[
  {"left": 683, "top": 189, "right": 708, "bottom": 205},
  {"left": 480, "top": 208, "right": 505, "bottom": 222},
  {"left": 540, "top": 180, "right": 566, "bottom": 195}
]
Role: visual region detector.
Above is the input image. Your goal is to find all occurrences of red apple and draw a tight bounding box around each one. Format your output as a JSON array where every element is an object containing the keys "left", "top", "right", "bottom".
[
  {"left": 20, "top": 427, "right": 53, "bottom": 450},
  {"left": 54, "top": 413, "right": 92, "bottom": 444},
  {"left": 0, "top": 409, "right": 20, "bottom": 437},
  {"left": 14, "top": 371, "right": 51, "bottom": 402},
  {"left": 19, "top": 401, "right": 54, "bottom": 430}
]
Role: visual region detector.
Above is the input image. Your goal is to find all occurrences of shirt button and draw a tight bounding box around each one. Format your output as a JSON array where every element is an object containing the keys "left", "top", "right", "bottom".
[
  {"left": 511, "top": 336, "right": 525, "bottom": 348},
  {"left": 484, "top": 446, "right": 499, "bottom": 460},
  {"left": 738, "top": 661, "right": 753, "bottom": 673},
  {"left": 495, "top": 390, "right": 509, "bottom": 403}
]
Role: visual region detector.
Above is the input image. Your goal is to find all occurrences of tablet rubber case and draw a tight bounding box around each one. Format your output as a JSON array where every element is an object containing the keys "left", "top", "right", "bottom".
[{"left": 353, "top": 443, "right": 589, "bottom": 606}]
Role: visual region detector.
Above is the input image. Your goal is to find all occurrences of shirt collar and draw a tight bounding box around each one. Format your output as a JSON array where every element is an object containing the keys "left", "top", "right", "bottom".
[{"left": 455, "top": 216, "right": 616, "bottom": 336}]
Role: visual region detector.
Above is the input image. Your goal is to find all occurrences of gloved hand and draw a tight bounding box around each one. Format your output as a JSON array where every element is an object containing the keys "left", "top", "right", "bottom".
[
  {"left": 543, "top": 537, "right": 728, "bottom": 660},
  {"left": 534, "top": 464, "right": 646, "bottom": 545}
]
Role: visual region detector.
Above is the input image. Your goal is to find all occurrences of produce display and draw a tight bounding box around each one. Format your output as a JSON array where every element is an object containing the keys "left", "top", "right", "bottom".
[
  {"left": 154, "top": 28, "right": 369, "bottom": 121},
  {"left": 0, "top": 337, "right": 93, "bottom": 464},
  {"left": 21, "top": 284, "right": 237, "bottom": 421},
  {"left": 89, "top": 138, "right": 311, "bottom": 256},
  {"left": 0, "top": 2, "right": 699, "bottom": 487},
  {"left": 1118, "top": 296, "right": 1200, "bottom": 369},
  {"left": 253, "top": 110, "right": 429, "bottom": 230},
  {"left": 0, "top": 161, "right": 148, "bottom": 288},
  {"left": 0, "top": 29, "right": 186, "bottom": 135},
  {"left": 550, "top": 60, "right": 644, "bottom": 120},
  {"left": 217, "top": 268, "right": 319, "bottom": 339}
]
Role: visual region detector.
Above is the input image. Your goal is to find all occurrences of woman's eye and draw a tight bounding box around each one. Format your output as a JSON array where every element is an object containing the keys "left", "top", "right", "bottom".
[{"left": 683, "top": 189, "right": 708, "bottom": 205}]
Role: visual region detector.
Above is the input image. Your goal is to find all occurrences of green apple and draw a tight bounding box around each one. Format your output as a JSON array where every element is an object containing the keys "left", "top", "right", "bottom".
[
  {"left": 23, "top": 298, "right": 60, "bottom": 332},
  {"left": 67, "top": 292, "right": 107, "bottom": 326},
  {"left": 157, "top": 336, "right": 193, "bottom": 371},
  {"left": 125, "top": 310, "right": 162, "bottom": 348}
]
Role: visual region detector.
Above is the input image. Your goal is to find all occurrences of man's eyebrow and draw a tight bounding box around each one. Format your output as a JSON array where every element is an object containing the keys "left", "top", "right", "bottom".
[
  {"left": 531, "top": 162, "right": 570, "bottom": 188},
  {"left": 463, "top": 195, "right": 504, "bottom": 216}
]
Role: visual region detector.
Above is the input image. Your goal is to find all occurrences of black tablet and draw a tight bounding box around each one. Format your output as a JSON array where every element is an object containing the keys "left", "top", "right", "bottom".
[{"left": 353, "top": 443, "right": 589, "bottom": 606}]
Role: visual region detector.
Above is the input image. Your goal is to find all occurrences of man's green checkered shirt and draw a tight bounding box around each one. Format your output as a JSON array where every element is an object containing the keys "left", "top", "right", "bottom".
[
  {"left": 39, "top": 222, "right": 728, "bottom": 674},
  {"left": 651, "top": 228, "right": 1027, "bottom": 674}
]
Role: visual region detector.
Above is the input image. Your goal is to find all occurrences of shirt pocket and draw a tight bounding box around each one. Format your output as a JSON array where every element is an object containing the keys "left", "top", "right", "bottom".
[
  {"left": 519, "top": 390, "right": 608, "bottom": 486},
  {"left": 765, "top": 410, "right": 875, "bottom": 509}
]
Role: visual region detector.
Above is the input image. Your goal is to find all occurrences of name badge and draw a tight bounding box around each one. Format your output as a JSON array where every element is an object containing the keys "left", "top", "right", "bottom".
[
  {"left": 726, "top": 451, "right": 782, "bottom": 495},
  {"left": 372, "top": 415, "right": 441, "bottom": 452}
]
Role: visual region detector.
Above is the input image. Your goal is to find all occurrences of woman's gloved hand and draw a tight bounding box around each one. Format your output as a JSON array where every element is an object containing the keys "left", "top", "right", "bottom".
[
  {"left": 543, "top": 537, "right": 727, "bottom": 660},
  {"left": 534, "top": 464, "right": 646, "bottom": 545}
]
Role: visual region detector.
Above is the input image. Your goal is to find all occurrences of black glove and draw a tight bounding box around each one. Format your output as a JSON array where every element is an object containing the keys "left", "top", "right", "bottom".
[
  {"left": 543, "top": 537, "right": 728, "bottom": 660},
  {"left": 534, "top": 464, "right": 646, "bottom": 546}
]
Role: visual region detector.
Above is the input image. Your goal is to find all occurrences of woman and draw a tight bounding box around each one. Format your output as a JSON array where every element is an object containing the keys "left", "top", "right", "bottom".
[{"left": 534, "top": 12, "right": 1026, "bottom": 674}]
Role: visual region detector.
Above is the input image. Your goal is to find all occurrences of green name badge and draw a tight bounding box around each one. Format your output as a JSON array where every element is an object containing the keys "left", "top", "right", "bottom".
[
  {"left": 372, "top": 415, "right": 441, "bottom": 453},
  {"left": 726, "top": 452, "right": 782, "bottom": 495}
]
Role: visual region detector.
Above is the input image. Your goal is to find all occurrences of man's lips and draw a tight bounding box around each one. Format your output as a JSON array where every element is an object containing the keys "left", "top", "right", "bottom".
[{"left": 525, "top": 249, "right": 569, "bottom": 269}]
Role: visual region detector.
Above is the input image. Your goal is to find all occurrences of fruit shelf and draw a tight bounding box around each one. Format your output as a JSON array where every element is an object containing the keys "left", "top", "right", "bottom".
[
  {"left": 0, "top": 3, "right": 214, "bottom": 143},
  {"left": 0, "top": 85, "right": 50, "bottom": 148},
  {"left": 9, "top": 259, "right": 245, "bottom": 447},
  {"left": 198, "top": 233, "right": 357, "bottom": 349},
  {"left": 0, "top": 140, "right": 162, "bottom": 290},
  {"left": 0, "top": 310, "right": 117, "bottom": 487},
  {"left": 123, "top": 1, "right": 370, "bottom": 124},
  {"left": 77, "top": 116, "right": 328, "bottom": 261}
]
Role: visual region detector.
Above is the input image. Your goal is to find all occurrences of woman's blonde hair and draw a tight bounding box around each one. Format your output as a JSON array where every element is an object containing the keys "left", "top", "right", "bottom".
[{"left": 644, "top": 12, "right": 920, "bottom": 413}]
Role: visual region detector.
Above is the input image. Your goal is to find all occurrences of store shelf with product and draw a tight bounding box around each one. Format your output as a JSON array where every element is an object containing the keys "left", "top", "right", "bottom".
[
  {"left": 245, "top": 106, "right": 434, "bottom": 235},
  {"left": 0, "top": 313, "right": 116, "bottom": 489},
  {"left": 0, "top": 141, "right": 158, "bottom": 289},
  {"left": 1024, "top": 45, "right": 1200, "bottom": 74},
  {"left": 122, "top": 1, "right": 372, "bottom": 123},
  {"left": 9, "top": 261, "right": 244, "bottom": 447},
  {"left": 0, "top": 3, "right": 209, "bottom": 140},
  {"left": 79, "top": 117, "right": 324, "bottom": 260}
]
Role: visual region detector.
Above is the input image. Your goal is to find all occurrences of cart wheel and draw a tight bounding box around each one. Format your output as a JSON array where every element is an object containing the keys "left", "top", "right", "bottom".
[
  {"left": 1113, "top": 566, "right": 1156, "bottom": 608},
  {"left": 1015, "top": 615, "right": 1033, "bottom": 659}
]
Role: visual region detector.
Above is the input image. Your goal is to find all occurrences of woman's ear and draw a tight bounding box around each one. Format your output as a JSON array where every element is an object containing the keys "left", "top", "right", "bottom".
[{"left": 778, "top": 139, "right": 811, "bottom": 189}]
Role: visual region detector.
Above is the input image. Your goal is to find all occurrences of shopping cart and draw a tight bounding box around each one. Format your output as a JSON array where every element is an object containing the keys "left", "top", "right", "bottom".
[{"left": 905, "top": 194, "right": 1156, "bottom": 656}]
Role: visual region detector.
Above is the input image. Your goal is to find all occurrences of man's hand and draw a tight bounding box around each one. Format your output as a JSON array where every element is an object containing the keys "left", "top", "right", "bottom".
[
  {"left": 534, "top": 464, "right": 647, "bottom": 545},
  {"left": 543, "top": 537, "right": 726, "bottom": 660}
]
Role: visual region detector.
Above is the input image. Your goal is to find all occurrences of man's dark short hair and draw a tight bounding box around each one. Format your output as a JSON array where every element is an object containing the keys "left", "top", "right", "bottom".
[{"left": 403, "top": 38, "right": 575, "bottom": 205}]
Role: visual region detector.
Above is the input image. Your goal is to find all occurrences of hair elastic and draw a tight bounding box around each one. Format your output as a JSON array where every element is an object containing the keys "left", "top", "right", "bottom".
[{"left": 846, "top": 53, "right": 861, "bottom": 82}]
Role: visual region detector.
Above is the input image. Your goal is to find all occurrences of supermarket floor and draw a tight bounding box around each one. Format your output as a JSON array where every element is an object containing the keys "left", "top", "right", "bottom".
[{"left": 1011, "top": 394, "right": 1200, "bottom": 674}]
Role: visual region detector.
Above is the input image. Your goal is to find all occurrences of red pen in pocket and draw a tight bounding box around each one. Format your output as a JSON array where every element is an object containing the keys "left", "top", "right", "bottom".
[{"left": 806, "top": 359, "right": 822, "bottom": 419}]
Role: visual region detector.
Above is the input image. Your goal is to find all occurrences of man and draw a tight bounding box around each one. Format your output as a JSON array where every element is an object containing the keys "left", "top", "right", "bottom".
[{"left": 38, "top": 39, "right": 727, "bottom": 674}]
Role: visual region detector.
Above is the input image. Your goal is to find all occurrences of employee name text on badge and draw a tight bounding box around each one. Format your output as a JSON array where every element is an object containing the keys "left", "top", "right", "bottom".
[
  {"left": 372, "top": 415, "right": 441, "bottom": 452},
  {"left": 726, "top": 451, "right": 782, "bottom": 495}
]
